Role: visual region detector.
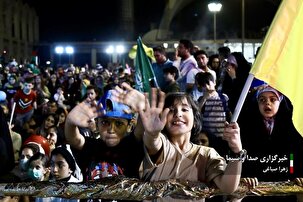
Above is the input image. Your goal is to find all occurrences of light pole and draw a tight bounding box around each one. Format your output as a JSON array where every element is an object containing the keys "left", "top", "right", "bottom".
[
  {"left": 208, "top": 2, "right": 222, "bottom": 52},
  {"left": 242, "top": 0, "right": 245, "bottom": 54}
]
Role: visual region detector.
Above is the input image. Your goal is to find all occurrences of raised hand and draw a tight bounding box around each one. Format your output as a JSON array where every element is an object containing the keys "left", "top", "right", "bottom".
[
  {"left": 66, "top": 98, "right": 104, "bottom": 128},
  {"left": 222, "top": 122, "right": 242, "bottom": 153},
  {"left": 139, "top": 88, "right": 168, "bottom": 138},
  {"left": 113, "top": 82, "right": 146, "bottom": 112}
]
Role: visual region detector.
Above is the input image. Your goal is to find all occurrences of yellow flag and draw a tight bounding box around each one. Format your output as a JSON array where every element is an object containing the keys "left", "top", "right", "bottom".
[{"left": 250, "top": 0, "right": 303, "bottom": 136}]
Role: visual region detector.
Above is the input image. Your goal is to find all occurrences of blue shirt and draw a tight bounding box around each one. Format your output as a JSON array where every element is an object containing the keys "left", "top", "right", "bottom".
[{"left": 152, "top": 59, "right": 173, "bottom": 90}]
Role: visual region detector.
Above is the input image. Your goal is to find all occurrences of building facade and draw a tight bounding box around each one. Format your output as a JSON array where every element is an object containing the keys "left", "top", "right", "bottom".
[{"left": 0, "top": 0, "right": 39, "bottom": 65}]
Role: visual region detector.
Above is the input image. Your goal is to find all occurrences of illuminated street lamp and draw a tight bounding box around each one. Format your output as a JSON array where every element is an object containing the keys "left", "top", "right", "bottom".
[
  {"left": 116, "top": 45, "right": 125, "bottom": 64},
  {"left": 106, "top": 44, "right": 125, "bottom": 63},
  {"left": 208, "top": 2, "right": 222, "bottom": 51},
  {"left": 55, "top": 46, "right": 64, "bottom": 64},
  {"left": 65, "top": 46, "right": 74, "bottom": 64},
  {"left": 106, "top": 45, "right": 115, "bottom": 63}
]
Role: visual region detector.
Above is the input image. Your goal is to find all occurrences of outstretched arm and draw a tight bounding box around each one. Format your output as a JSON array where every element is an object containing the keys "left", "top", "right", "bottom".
[
  {"left": 65, "top": 98, "right": 103, "bottom": 150},
  {"left": 139, "top": 88, "right": 168, "bottom": 155},
  {"left": 113, "top": 83, "right": 168, "bottom": 154}
]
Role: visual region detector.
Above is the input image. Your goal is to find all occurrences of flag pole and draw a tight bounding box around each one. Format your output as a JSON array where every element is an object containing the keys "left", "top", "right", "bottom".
[
  {"left": 230, "top": 73, "right": 255, "bottom": 123},
  {"left": 9, "top": 102, "right": 16, "bottom": 128}
]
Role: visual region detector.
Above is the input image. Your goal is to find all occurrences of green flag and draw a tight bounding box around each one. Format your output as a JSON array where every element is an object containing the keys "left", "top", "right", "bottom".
[{"left": 135, "top": 37, "right": 158, "bottom": 93}]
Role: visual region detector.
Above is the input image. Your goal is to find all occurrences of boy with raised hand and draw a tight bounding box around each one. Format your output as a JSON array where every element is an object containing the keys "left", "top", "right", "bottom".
[{"left": 64, "top": 89, "right": 144, "bottom": 180}]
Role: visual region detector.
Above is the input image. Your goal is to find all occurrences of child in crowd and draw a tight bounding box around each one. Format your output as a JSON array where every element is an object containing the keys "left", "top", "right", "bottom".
[
  {"left": 191, "top": 72, "right": 205, "bottom": 102},
  {"left": 238, "top": 85, "right": 303, "bottom": 202},
  {"left": 54, "top": 86, "right": 69, "bottom": 111},
  {"left": 65, "top": 89, "right": 144, "bottom": 180},
  {"left": 50, "top": 145, "right": 82, "bottom": 182},
  {"left": 48, "top": 146, "right": 81, "bottom": 202},
  {"left": 196, "top": 72, "right": 232, "bottom": 156},
  {"left": 11, "top": 135, "right": 50, "bottom": 182},
  {"left": 162, "top": 66, "right": 180, "bottom": 93},
  {"left": 27, "top": 152, "right": 49, "bottom": 181},
  {"left": 13, "top": 76, "right": 37, "bottom": 133},
  {"left": 113, "top": 82, "right": 244, "bottom": 202},
  {"left": 191, "top": 130, "right": 209, "bottom": 147}
]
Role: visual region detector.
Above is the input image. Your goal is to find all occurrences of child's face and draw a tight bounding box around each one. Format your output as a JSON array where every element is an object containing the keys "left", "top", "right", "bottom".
[
  {"left": 164, "top": 72, "right": 174, "bottom": 82},
  {"left": 50, "top": 154, "right": 72, "bottom": 180},
  {"left": 8, "top": 77, "right": 16, "bottom": 84},
  {"left": 86, "top": 89, "right": 97, "bottom": 100},
  {"left": 258, "top": 92, "right": 280, "bottom": 119},
  {"left": 194, "top": 133, "right": 209, "bottom": 147},
  {"left": 28, "top": 159, "right": 47, "bottom": 181},
  {"left": 23, "top": 82, "right": 33, "bottom": 94},
  {"left": 98, "top": 117, "right": 129, "bottom": 147},
  {"left": 57, "top": 88, "right": 63, "bottom": 94},
  {"left": 203, "top": 80, "right": 216, "bottom": 92},
  {"left": 165, "top": 98, "right": 194, "bottom": 137}
]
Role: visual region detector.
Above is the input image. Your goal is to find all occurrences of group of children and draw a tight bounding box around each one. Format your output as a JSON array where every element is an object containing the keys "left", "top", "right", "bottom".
[{"left": 1, "top": 69, "right": 303, "bottom": 202}]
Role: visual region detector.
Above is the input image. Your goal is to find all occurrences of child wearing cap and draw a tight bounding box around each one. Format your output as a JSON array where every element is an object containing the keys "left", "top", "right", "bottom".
[
  {"left": 238, "top": 85, "right": 303, "bottom": 202},
  {"left": 65, "top": 89, "right": 144, "bottom": 180}
]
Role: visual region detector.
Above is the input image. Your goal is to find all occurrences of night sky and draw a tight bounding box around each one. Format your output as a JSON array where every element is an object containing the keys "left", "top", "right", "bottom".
[{"left": 22, "top": 0, "right": 281, "bottom": 43}]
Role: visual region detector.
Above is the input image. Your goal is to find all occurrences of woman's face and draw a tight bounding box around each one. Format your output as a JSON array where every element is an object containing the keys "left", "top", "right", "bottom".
[
  {"left": 58, "top": 112, "right": 66, "bottom": 124},
  {"left": 50, "top": 154, "right": 72, "bottom": 180},
  {"left": 47, "top": 128, "right": 58, "bottom": 148},
  {"left": 165, "top": 98, "right": 194, "bottom": 137}
]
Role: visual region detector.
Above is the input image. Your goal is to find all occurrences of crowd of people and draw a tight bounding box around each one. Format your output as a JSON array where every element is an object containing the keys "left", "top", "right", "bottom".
[{"left": 0, "top": 39, "right": 303, "bottom": 202}]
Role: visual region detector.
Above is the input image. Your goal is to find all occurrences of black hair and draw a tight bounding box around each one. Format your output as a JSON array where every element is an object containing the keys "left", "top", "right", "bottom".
[
  {"left": 163, "top": 92, "right": 202, "bottom": 138},
  {"left": 195, "top": 72, "right": 214, "bottom": 86},
  {"left": 153, "top": 46, "right": 166, "bottom": 55},
  {"left": 51, "top": 146, "right": 76, "bottom": 172},
  {"left": 194, "top": 50, "right": 208, "bottom": 60},
  {"left": 179, "top": 39, "right": 194, "bottom": 54},
  {"left": 21, "top": 143, "right": 40, "bottom": 156},
  {"left": 163, "top": 66, "right": 179, "bottom": 80},
  {"left": 218, "top": 46, "right": 231, "bottom": 58},
  {"left": 27, "top": 152, "right": 49, "bottom": 169},
  {"left": 43, "top": 113, "right": 59, "bottom": 128},
  {"left": 86, "top": 84, "right": 99, "bottom": 97}
]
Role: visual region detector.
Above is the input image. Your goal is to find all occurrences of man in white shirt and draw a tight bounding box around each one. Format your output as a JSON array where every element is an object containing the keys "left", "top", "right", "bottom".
[{"left": 176, "top": 39, "right": 198, "bottom": 93}]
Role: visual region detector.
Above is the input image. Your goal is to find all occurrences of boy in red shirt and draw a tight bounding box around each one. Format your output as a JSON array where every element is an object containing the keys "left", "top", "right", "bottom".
[{"left": 13, "top": 76, "right": 37, "bottom": 136}]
